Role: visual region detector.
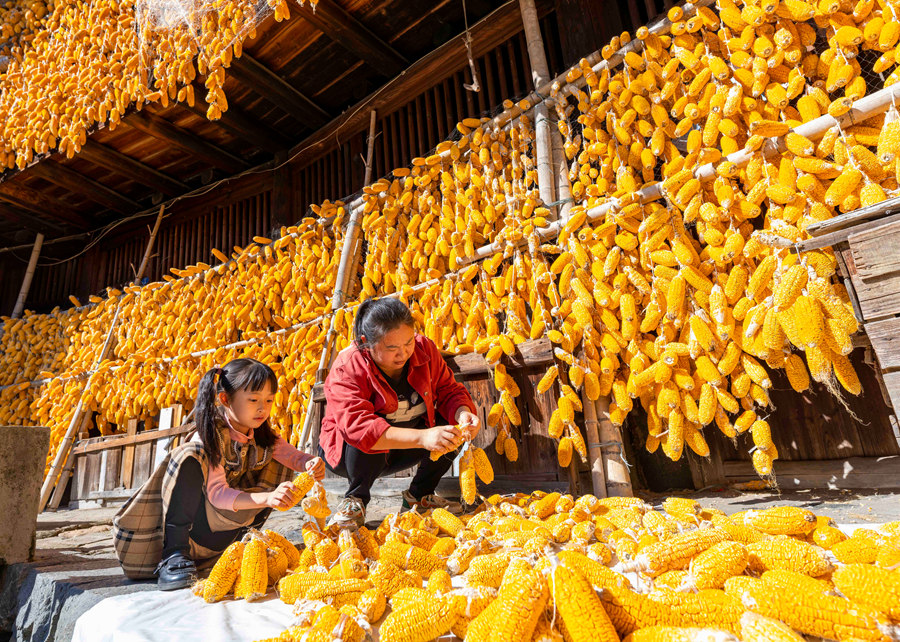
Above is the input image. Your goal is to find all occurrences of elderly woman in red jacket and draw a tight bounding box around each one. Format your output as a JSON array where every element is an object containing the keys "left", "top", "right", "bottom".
[{"left": 318, "top": 297, "right": 480, "bottom": 527}]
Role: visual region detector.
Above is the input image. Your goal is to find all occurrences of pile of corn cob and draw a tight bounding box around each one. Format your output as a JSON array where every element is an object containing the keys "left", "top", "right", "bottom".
[{"left": 220, "top": 494, "right": 900, "bottom": 642}]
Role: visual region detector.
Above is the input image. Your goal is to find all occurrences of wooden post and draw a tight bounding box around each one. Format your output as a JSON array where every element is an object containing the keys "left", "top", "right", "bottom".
[
  {"left": 595, "top": 395, "right": 632, "bottom": 497},
  {"left": 38, "top": 205, "right": 167, "bottom": 513},
  {"left": 298, "top": 110, "right": 377, "bottom": 452},
  {"left": 518, "top": 0, "right": 557, "bottom": 217},
  {"left": 11, "top": 233, "right": 43, "bottom": 318},
  {"left": 119, "top": 418, "right": 140, "bottom": 490}
]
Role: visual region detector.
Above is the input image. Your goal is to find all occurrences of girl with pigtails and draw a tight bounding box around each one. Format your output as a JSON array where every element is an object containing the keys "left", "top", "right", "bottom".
[{"left": 112, "top": 358, "right": 325, "bottom": 590}]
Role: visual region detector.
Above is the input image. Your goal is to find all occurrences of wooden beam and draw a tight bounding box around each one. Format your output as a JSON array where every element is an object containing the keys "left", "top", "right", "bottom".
[
  {"left": 0, "top": 179, "right": 92, "bottom": 228},
  {"left": 183, "top": 89, "right": 284, "bottom": 155},
  {"left": 723, "top": 456, "right": 900, "bottom": 490},
  {"left": 0, "top": 202, "right": 60, "bottom": 236},
  {"left": 805, "top": 195, "right": 900, "bottom": 238},
  {"left": 73, "top": 423, "right": 195, "bottom": 455},
  {"left": 126, "top": 111, "right": 250, "bottom": 174},
  {"left": 79, "top": 141, "right": 188, "bottom": 197},
  {"left": 229, "top": 54, "right": 330, "bottom": 128},
  {"left": 28, "top": 160, "right": 140, "bottom": 214},
  {"left": 295, "top": 0, "right": 407, "bottom": 76},
  {"left": 795, "top": 211, "right": 900, "bottom": 253},
  {"left": 286, "top": 0, "right": 551, "bottom": 168}
]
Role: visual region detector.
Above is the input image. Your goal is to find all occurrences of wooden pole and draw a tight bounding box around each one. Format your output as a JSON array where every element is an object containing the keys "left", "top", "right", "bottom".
[
  {"left": 38, "top": 205, "right": 167, "bottom": 512},
  {"left": 595, "top": 395, "right": 632, "bottom": 497},
  {"left": 518, "top": 0, "right": 557, "bottom": 217},
  {"left": 11, "top": 233, "right": 44, "bottom": 318},
  {"left": 297, "top": 110, "right": 377, "bottom": 452}
]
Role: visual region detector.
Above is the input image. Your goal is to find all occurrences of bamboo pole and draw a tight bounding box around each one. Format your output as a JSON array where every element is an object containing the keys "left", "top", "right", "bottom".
[
  {"left": 462, "top": 80, "right": 900, "bottom": 267},
  {"left": 595, "top": 396, "right": 632, "bottom": 497},
  {"left": 518, "top": 0, "right": 557, "bottom": 219},
  {"left": 297, "top": 110, "right": 378, "bottom": 452},
  {"left": 11, "top": 233, "right": 44, "bottom": 318},
  {"left": 38, "top": 205, "right": 166, "bottom": 513}
]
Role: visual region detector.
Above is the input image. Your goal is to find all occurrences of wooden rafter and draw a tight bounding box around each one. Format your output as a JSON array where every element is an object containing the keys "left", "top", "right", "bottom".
[
  {"left": 29, "top": 161, "right": 140, "bottom": 214},
  {"left": 286, "top": 0, "right": 548, "bottom": 168},
  {"left": 182, "top": 89, "right": 284, "bottom": 155},
  {"left": 0, "top": 202, "right": 60, "bottom": 236},
  {"left": 126, "top": 111, "right": 250, "bottom": 174},
  {"left": 296, "top": 0, "right": 407, "bottom": 77},
  {"left": 0, "top": 180, "right": 91, "bottom": 228},
  {"left": 78, "top": 141, "right": 188, "bottom": 197},
  {"left": 228, "top": 54, "right": 330, "bottom": 128}
]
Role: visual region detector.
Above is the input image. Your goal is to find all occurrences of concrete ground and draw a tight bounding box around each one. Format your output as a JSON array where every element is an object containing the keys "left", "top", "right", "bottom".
[{"left": 1, "top": 479, "right": 898, "bottom": 641}]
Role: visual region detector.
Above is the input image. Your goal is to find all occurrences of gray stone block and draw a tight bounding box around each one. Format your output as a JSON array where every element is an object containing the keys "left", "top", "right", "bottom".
[{"left": 0, "top": 426, "right": 51, "bottom": 565}]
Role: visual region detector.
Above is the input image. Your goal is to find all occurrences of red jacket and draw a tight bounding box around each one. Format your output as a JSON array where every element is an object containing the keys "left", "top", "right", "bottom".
[{"left": 319, "top": 334, "right": 475, "bottom": 467}]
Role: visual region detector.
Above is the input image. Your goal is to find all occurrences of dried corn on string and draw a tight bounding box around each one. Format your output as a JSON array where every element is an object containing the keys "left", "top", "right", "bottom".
[
  {"left": 0, "top": 0, "right": 320, "bottom": 171},
  {"left": 10, "top": 0, "right": 900, "bottom": 479}
]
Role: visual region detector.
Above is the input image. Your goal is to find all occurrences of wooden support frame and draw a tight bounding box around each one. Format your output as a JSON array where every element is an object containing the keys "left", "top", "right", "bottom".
[
  {"left": 126, "top": 111, "right": 249, "bottom": 174},
  {"left": 79, "top": 141, "right": 188, "bottom": 197},
  {"left": 38, "top": 205, "right": 166, "bottom": 512},
  {"left": 228, "top": 54, "right": 330, "bottom": 128},
  {"left": 10, "top": 232, "right": 43, "bottom": 318},
  {"left": 68, "top": 406, "right": 190, "bottom": 505},
  {"left": 295, "top": 0, "right": 408, "bottom": 76},
  {"left": 29, "top": 160, "right": 140, "bottom": 214}
]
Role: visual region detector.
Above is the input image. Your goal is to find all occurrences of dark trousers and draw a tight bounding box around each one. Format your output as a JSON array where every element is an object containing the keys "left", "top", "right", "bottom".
[
  {"left": 318, "top": 441, "right": 458, "bottom": 507},
  {"left": 162, "top": 457, "right": 270, "bottom": 559}
]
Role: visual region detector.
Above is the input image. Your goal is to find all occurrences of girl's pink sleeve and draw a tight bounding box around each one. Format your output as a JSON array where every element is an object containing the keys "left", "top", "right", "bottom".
[
  {"left": 206, "top": 463, "right": 243, "bottom": 511},
  {"left": 273, "top": 437, "right": 314, "bottom": 471}
]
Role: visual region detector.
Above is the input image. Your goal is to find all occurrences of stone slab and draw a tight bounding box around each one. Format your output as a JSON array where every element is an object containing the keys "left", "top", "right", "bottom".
[{"left": 0, "top": 426, "right": 50, "bottom": 565}]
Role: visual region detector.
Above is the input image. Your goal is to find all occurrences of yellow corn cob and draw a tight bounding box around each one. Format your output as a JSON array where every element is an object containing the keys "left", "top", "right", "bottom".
[
  {"left": 264, "top": 530, "right": 300, "bottom": 570},
  {"left": 761, "top": 569, "right": 834, "bottom": 596},
  {"left": 739, "top": 611, "right": 806, "bottom": 642},
  {"left": 357, "top": 587, "right": 387, "bottom": 623},
  {"left": 471, "top": 446, "right": 494, "bottom": 484},
  {"left": 744, "top": 507, "right": 816, "bottom": 536},
  {"left": 306, "top": 577, "right": 372, "bottom": 602},
  {"left": 623, "top": 528, "right": 730, "bottom": 577},
  {"left": 537, "top": 366, "right": 559, "bottom": 393},
  {"left": 467, "top": 558, "right": 548, "bottom": 642},
  {"left": 202, "top": 541, "right": 245, "bottom": 603},
  {"left": 460, "top": 451, "right": 477, "bottom": 505},
  {"left": 652, "top": 587, "right": 744, "bottom": 635},
  {"left": 831, "top": 529, "right": 886, "bottom": 564},
  {"left": 369, "top": 560, "right": 420, "bottom": 597},
  {"left": 746, "top": 536, "right": 833, "bottom": 576},
  {"left": 380, "top": 541, "right": 444, "bottom": 577},
  {"left": 547, "top": 562, "right": 619, "bottom": 642},
  {"left": 683, "top": 541, "right": 748, "bottom": 590},
  {"left": 236, "top": 537, "right": 268, "bottom": 601},
  {"left": 739, "top": 578, "right": 892, "bottom": 642}
]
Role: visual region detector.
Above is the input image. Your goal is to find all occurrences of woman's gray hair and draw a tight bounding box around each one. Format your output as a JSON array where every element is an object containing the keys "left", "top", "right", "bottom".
[{"left": 353, "top": 298, "right": 415, "bottom": 349}]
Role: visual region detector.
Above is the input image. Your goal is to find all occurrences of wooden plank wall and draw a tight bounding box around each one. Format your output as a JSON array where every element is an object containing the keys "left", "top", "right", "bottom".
[{"left": 844, "top": 218, "right": 900, "bottom": 419}]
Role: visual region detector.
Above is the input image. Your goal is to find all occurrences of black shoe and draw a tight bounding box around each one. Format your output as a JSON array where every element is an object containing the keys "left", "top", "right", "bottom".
[{"left": 155, "top": 552, "right": 197, "bottom": 591}]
